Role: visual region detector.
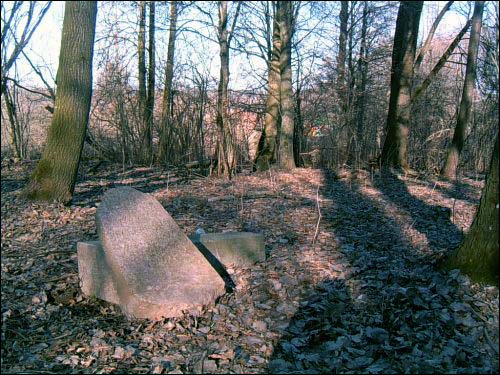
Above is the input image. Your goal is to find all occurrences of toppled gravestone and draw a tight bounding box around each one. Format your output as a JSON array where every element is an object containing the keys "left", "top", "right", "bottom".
[{"left": 89, "top": 187, "right": 226, "bottom": 320}]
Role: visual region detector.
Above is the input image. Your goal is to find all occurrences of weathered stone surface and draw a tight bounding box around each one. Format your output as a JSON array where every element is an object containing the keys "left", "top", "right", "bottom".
[
  {"left": 96, "top": 187, "right": 225, "bottom": 319},
  {"left": 190, "top": 232, "right": 265, "bottom": 266},
  {"left": 77, "top": 241, "right": 119, "bottom": 304}
]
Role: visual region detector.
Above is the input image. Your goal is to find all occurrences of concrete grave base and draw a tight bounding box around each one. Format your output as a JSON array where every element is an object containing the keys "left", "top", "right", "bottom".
[
  {"left": 190, "top": 232, "right": 265, "bottom": 267},
  {"left": 77, "top": 241, "right": 119, "bottom": 304}
]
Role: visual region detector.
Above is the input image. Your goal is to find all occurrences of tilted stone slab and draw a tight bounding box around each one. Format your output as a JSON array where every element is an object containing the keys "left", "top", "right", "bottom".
[
  {"left": 96, "top": 187, "right": 225, "bottom": 320},
  {"left": 190, "top": 232, "right": 265, "bottom": 267}
]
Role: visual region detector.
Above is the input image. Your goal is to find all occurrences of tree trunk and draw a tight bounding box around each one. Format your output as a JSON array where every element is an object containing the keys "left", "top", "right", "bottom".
[
  {"left": 336, "top": 1, "right": 348, "bottom": 104},
  {"left": 443, "top": 135, "right": 499, "bottom": 285},
  {"left": 354, "top": 1, "right": 369, "bottom": 165},
  {"left": 254, "top": 0, "right": 282, "bottom": 171},
  {"left": 278, "top": 0, "right": 295, "bottom": 170},
  {"left": 24, "top": 1, "right": 97, "bottom": 204},
  {"left": 380, "top": 1, "right": 423, "bottom": 170},
  {"left": 137, "top": 1, "right": 147, "bottom": 162},
  {"left": 441, "top": 1, "right": 485, "bottom": 178},
  {"left": 143, "top": 0, "right": 155, "bottom": 164},
  {"left": 216, "top": 1, "right": 240, "bottom": 178},
  {"left": 159, "top": 0, "right": 178, "bottom": 164},
  {"left": 293, "top": 85, "right": 303, "bottom": 166},
  {"left": 3, "top": 84, "right": 23, "bottom": 159}
]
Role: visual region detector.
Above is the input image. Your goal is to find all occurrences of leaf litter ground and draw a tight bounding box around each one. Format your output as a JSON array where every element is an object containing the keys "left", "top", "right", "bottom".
[{"left": 1, "top": 161, "right": 498, "bottom": 373}]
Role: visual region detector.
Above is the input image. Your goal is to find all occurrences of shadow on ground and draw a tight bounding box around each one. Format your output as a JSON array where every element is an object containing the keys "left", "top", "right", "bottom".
[{"left": 267, "top": 169, "right": 497, "bottom": 374}]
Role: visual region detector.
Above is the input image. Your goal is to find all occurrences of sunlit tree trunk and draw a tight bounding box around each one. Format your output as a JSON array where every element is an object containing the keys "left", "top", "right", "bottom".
[
  {"left": 443, "top": 135, "right": 499, "bottom": 285},
  {"left": 380, "top": 1, "right": 423, "bottom": 170},
  {"left": 255, "top": 1, "right": 281, "bottom": 171},
  {"left": 159, "top": 0, "right": 178, "bottom": 164},
  {"left": 24, "top": 1, "right": 97, "bottom": 203},
  {"left": 278, "top": 0, "right": 295, "bottom": 170},
  {"left": 441, "top": 1, "right": 485, "bottom": 178}
]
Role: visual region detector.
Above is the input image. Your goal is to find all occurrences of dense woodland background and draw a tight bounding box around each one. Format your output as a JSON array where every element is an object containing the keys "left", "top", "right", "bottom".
[
  {"left": 1, "top": 1, "right": 499, "bottom": 374},
  {"left": 1, "top": 1, "right": 498, "bottom": 174}
]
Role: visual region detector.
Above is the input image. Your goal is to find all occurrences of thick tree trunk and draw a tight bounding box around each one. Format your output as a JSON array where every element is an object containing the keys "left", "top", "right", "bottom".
[
  {"left": 278, "top": 0, "right": 295, "bottom": 170},
  {"left": 24, "top": 1, "right": 97, "bottom": 204},
  {"left": 443, "top": 135, "right": 499, "bottom": 285},
  {"left": 159, "top": 1, "right": 178, "bottom": 164},
  {"left": 254, "top": 1, "right": 282, "bottom": 171},
  {"left": 143, "top": 0, "right": 155, "bottom": 164},
  {"left": 441, "top": 1, "right": 485, "bottom": 178},
  {"left": 380, "top": 1, "right": 423, "bottom": 170}
]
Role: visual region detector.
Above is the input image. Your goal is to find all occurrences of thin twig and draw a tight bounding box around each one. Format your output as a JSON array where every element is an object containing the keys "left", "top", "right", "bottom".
[{"left": 312, "top": 184, "right": 322, "bottom": 244}]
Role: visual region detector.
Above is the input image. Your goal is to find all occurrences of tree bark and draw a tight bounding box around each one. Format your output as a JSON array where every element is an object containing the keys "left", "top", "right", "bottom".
[
  {"left": 336, "top": 1, "right": 348, "bottom": 104},
  {"left": 24, "top": 1, "right": 97, "bottom": 203},
  {"left": 216, "top": 1, "right": 240, "bottom": 178},
  {"left": 137, "top": 1, "right": 147, "bottom": 162},
  {"left": 254, "top": 0, "right": 282, "bottom": 171},
  {"left": 159, "top": 0, "right": 178, "bottom": 164},
  {"left": 441, "top": 1, "right": 485, "bottom": 178},
  {"left": 278, "top": 0, "right": 295, "bottom": 170},
  {"left": 443, "top": 134, "right": 499, "bottom": 285},
  {"left": 143, "top": 0, "right": 155, "bottom": 164},
  {"left": 3, "top": 84, "right": 23, "bottom": 159},
  {"left": 380, "top": 1, "right": 423, "bottom": 170},
  {"left": 354, "top": 1, "right": 369, "bottom": 164}
]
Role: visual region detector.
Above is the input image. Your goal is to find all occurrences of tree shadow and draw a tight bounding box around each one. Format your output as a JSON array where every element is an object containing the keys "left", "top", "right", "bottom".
[
  {"left": 373, "top": 172, "right": 463, "bottom": 254},
  {"left": 267, "top": 169, "right": 496, "bottom": 373}
]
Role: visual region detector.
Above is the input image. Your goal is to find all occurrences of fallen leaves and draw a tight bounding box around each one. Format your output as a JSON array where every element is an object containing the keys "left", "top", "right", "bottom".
[{"left": 1, "top": 163, "right": 498, "bottom": 374}]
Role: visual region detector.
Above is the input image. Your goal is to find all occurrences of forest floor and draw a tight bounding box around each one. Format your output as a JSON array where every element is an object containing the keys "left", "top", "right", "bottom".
[{"left": 1, "top": 161, "right": 498, "bottom": 374}]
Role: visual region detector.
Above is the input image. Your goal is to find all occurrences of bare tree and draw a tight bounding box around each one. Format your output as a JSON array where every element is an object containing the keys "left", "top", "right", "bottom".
[
  {"left": 138, "top": 1, "right": 147, "bottom": 161},
  {"left": 1, "top": 1, "right": 52, "bottom": 96},
  {"left": 216, "top": 0, "right": 241, "bottom": 178},
  {"left": 277, "top": 0, "right": 296, "bottom": 170},
  {"left": 143, "top": 0, "right": 156, "bottom": 164},
  {"left": 159, "top": 1, "right": 178, "bottom": 164},
  {"left": 442, "top": 134, "right": 498, "bottom": 285},
  {"left": 441, "top": 1, "right": 485, "bottom": 178},
  {"left": 380, "top": 1, "right": 423, "bottom": 170},
  {"left": 24, "top": 1, "right": 97, "bottom": 203},
  {"left": 254, "top": 1, "right": 282, "bottom": 171}
]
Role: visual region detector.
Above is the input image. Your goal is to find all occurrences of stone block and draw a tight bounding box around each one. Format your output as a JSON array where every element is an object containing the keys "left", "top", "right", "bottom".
[
  {"left": 191, "top": 232, "right": 265, "bottom": 267},
  {"left": 77, "top": 241, "right": 119, "bottom": 304}
]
